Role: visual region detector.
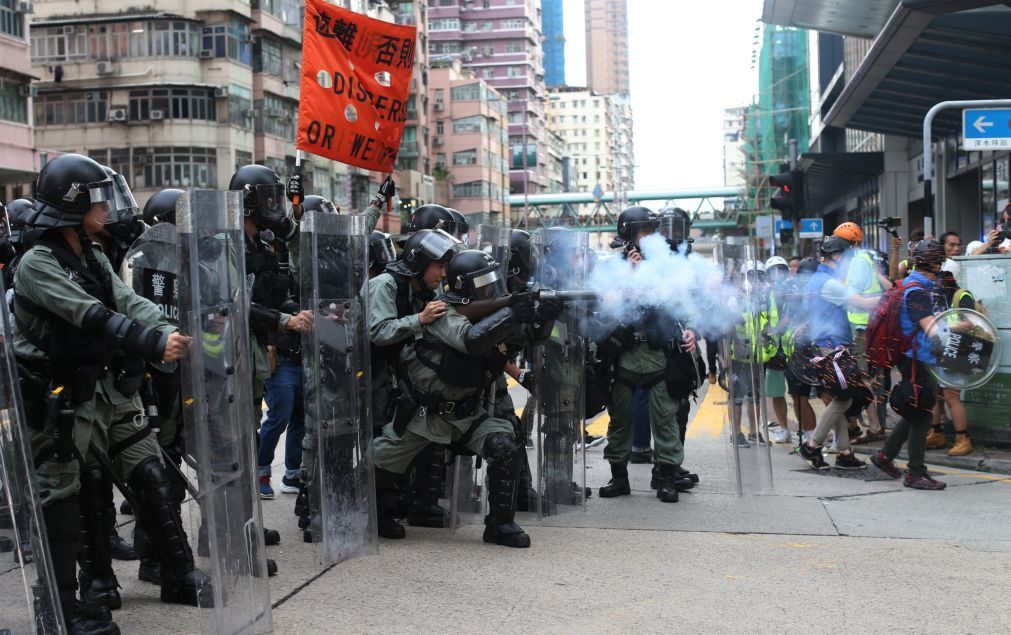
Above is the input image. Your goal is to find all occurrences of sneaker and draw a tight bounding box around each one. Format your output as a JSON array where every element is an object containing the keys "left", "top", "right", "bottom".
[
  {"left": 735, "top": 433, "right": 751, "bottom": 448},
  {"left": 869, "top": 450, "right": 902, "bottom": 479},
  {"left": 835, "top": 453, "right": 866, "bottom": 470},
  {"left": 903, "top": 472, "right": 947, "bottom": 490},
  {"left": 771, "top": 427, "right": 791, "bottom": 444},
  {"left": 584, "top": 434, "right": 606, "bottom": 448},
  {"left": 798, "top": 443, "right": 829, "bottom": 470},
  {"left": 799, "top": 431, "right": 812, "bottom": 445},
  {"left": 279, "top": 477, "right": 301, "bottom": 494},
  {"left": 258, "top": 476, "right": 275, "bottom": 500}
]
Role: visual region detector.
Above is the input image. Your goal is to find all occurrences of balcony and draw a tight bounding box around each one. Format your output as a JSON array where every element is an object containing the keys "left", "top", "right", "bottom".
[{"left": 398, "top": 141, "right": 419, "bottom": 158}]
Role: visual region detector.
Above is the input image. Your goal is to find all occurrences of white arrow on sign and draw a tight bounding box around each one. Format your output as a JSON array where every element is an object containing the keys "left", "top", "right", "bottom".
[{"left": 974, "top": 115, "right": 994, "bottom": 134}]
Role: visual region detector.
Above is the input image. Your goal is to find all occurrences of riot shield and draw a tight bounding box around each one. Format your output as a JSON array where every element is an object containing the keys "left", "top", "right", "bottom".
[
  {"left": 299, "top": 211, "right": 377, "bottom": 563},
  {"left": 715, "top": 242, "right": 774, "bottom": 495},
  {"left": 177, "top": 190, "right": 272, "bottom": 633},
  {"left": 446, "top": 225, "right": 513, "bottom": 531},
  {"left": 530, "top": 230, "right": 589, "bottom": 517},
  {"left": 0, "top": 277, "right": 63, "bottom": 634}
]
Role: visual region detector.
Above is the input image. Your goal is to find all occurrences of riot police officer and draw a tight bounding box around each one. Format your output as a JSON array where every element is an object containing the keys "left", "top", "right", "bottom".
[
  {"left": 367, "top": 228, "right": 460, "bottom": 528},
  {"left": 368, "top": 230, "right": 397, "bottom": 278},
  {"left": 447, "top": 208, "right": 469, "bottom": 241},
  {"left": 371, "top": 249, "right": 539, "bottom": 547},
  {"left": 15, "top": 154, "right": 210, "bottom": 633},
  {"left": 406, "top": 203, "right": 455, "bottom": 234}
]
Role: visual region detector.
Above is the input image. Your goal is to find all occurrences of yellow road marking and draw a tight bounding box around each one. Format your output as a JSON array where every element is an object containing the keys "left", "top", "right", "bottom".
[
  {"left": 585, "top": 411, "right": 610, "bottom": 437},
  {"left": 687, "top": 384, "right": 726, "bottom": 439}
]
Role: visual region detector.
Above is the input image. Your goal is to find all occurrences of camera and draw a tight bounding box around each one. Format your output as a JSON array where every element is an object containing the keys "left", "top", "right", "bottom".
[{"left": 877, "top": 217, "right": 901, "bottom": 229}]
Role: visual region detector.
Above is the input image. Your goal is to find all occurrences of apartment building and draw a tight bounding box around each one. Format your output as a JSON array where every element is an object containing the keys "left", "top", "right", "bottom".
[{"left": 0, "top": 0, "right": 35, "bottom": 200}]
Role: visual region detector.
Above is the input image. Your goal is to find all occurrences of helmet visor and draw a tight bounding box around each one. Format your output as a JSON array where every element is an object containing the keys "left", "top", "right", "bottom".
[
  {"left": 658, "top": 215, "right": 687, "bottom": 243},
  {"left": 247, "top": 183, "right": 287, "bottom": 226},
  {"left": 89, "top": 174, "right": 139, "bottom": 222},
  {"left": 417, "top": 229, "right": 463, "bottom": 262},
  {"left": 469, "top": 266, "right": 507, "bottom": 301},
  {"left": 370, "top": 235, "right": 396, "bottom": 266}
]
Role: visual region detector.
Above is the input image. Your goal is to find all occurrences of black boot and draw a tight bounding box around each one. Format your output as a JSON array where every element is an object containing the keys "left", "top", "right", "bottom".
[
  {"left": 654, "top": 463, "right": 679, "bottom": 503},
  {"left": 133, "top": 526, "right": 160, "bottom": 584},
  {"left": 78, "top": 466, "right": 121, "bottom": 611},
  {"left": 44, "top": 497, "right": 120, "bottom": 635},
  {"left": 481, "top": 432, "right": 531, "bottom": 549},
  {"left": 118, "top": 500, "right": 132, "bottom": 516},
  {"left": 375, "top": 467, "right": 406, "bottom": 539},
  {"left": 263, "top": 527, "right": 281, "bottom": 546},
  {"left": 129, "top": 457, "right": 213, "bottom": 607},
  {"left": 599, "top": 463, "right": 631, "bottom": 498},
  {"left": 650, "top": 465, "right": 694, "bottom": 491},
  {"left": 406, "top": 444, "right": 449, "bottom": 528},
  {"left": 676, "top": 465, "right": 700, "bottom": 484}
]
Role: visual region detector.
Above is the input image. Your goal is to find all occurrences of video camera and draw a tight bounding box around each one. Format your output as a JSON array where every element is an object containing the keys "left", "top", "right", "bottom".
[{"left": 877, "top": 216, "right": 901, "bottom": 238}]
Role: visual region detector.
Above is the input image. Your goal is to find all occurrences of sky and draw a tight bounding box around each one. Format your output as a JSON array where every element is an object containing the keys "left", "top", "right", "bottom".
[{"left": 561, "top": 0, "right": 763, "bottom": 191}]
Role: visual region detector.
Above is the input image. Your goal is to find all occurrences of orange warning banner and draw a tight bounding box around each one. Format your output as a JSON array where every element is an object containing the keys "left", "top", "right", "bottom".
[{"left": 297, "top": 0, "right": 416, "bottom": 172}]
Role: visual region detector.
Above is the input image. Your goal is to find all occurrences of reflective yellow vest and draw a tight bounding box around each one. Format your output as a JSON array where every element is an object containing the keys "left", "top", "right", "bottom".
[
  {"left": 763, "top": 291, "right": 795, "bottom": 362},
  {"left": 846, "top": 250, "right": 882, "bottom": 327}
]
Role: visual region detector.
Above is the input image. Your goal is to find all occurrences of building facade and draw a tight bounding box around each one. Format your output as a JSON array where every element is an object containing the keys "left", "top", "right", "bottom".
[
  {"left": 541, "top": 0, "right": 564, "bottom": 87},
  {"left": 428, "top": 61, "right": 509, "bottom": 225},
  {"left": 0, "top": 0, "right": 36, "bottom": 200},
  {"left": 393, "top": 0, "right": 435, "bottom": 211},
  {"left": 583, "top": 0, "right": 628, "bottom": 97},
  {"left": 27, "top": 0, "right": 404, "bottom": 230},
  {"left": 427, "top": 0, "right": 553, "bottom": 207},
  {"left": 723, "top": 105, "right": 747, "bottom": 188}
]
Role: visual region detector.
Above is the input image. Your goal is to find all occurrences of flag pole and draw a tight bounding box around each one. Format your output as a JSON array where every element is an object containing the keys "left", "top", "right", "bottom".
[{"left": 293, "top": 149, "right": 303, "bottom": 208}]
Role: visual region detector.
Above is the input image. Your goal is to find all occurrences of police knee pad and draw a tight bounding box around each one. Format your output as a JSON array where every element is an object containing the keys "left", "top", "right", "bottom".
[{"left": 482, "top": 431, "right": 520, "bottom": 465}]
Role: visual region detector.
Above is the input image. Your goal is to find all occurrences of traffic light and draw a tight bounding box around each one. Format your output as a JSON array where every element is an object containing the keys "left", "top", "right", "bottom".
[{"left": 769, "top": 167, "right": 804, "bottom": 218}]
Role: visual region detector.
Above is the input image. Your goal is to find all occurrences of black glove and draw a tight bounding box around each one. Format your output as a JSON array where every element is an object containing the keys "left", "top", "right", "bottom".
[
  {"left": 371, "top": 176, "right": 396, "bottom": 208},
  {"left": 536, "top": 297, "right": 563, "bottom": 323},
  {"left": 511, "top": 293, "right": 536, "bottom": 324},
  {"left": 286, "top": 174, "right": 304, "bottom": 205},
  {"left": 518, "top": 369, "right": 536, "bottom": 392}
]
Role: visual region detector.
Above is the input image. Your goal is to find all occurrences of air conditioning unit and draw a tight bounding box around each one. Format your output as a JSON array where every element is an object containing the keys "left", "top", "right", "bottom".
[
  {"left": 433, "top": 136, "right": 443, "bottom": 146},
  {"left": 434, "top": 102, "right": 444, "bottom": 112},
  {"left": 17, "top": 84, "right": 36, "bottom": 97},
  {"left": 214, "top": 86, "right": 229, "bottom": 98},
  {"left": 107, "top": 106, "right": 128, "bottom": 122},
  {"left": 150, "top": 109, "right": 165, "bottom": 121},
  {"left": 14, "top": 0, "right": 32, "bottom": 14},
  {"left": 96, "top": 61, "right": 115, "bottom": 76},
  {"left": 266, "top": 108, "right": 284, "bottom": 118},
  {"left": 199, "top": 49, "right": 213, "bottom": 59},
  {"left": 483, "top": 46, "right": 493, "bottom": 56}
]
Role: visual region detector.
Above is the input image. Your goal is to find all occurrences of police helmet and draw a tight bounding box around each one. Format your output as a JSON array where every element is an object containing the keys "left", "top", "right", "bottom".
[
  {"left": 143, "top": 189, "right": 185, "bottom": 226},
  {"left": 29, "top": 154, "right": 134, "bottom": 229},
  {"left": 408, "top": 204, "right": 454, "bottom": 234},
  {"left": 833, "top": 221, "right": 863, "bottom": 244},
  {"left": 302, "top": 195, "right": 338, "bottom": 215},
  {"left": 6, "top": 198, "right": 41, "bottom": 251},
  {"left": 447, "top": 208, "right": 469, "bottom": 239},
  {"left": 441, "top": 249, "right": 507, "bottom": 305},
  {"left": 658, "top": 207, "right": 692, "bottom": 249},
  {"left": 911, "top": 239, "right": 945, "bottom": 271},
  {"left": 616, "top": 205, "right": 658, "bottom": 242},
  {"left": 369, "top": 230, "right": 396, "bottom": 271},
  {"left": 508, "top": 229, "right": 532, "bottom": 277},
  {"left": 391, "top": 228, "right": 461, "bottom": 277},
  {"left": 819, "top": 235, "right": 852, "bottom": 257},
  {"left": 229, "top": 164, "right": 286, "bottom": 228}
]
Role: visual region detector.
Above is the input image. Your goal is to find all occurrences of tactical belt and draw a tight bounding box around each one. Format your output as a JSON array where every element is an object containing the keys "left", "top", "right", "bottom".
[
  {"left": 417, "top": 390, "right": 481, "bottom": 420},
  {"left": 613, "top": 371, "right": 666, "bottom": 389}
]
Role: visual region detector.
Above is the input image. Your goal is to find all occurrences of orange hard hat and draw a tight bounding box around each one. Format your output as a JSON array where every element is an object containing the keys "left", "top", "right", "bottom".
[{"left": 834, "top": 221, "right": 863, "bottom": 244}]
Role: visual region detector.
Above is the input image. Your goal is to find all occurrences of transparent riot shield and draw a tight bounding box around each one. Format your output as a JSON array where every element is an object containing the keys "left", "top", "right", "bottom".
[
  {"left": 530, "top": 230, "right": 589, "bottom": 517},
  {"left": 0, "top": 277, "right": 63, "bottom": 634},
  {"left": 177, "top": 190, "right": 272, "bottom": 634},
  {"left": 299, "top": 212, "right": 377, "bottom": 563},
  {"left": 446, "top": 225, "right": 512, "bottom": 531},
  {"left": 715, "top": 242, "right": 774, "bottom": 495}
]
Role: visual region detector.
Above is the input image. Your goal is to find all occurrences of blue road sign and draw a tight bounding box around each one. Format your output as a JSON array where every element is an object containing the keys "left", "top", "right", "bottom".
[
  {"left": 963, "top": 108, "right": 1011, "bottom": 150},
  {"left": 798, "top": 218, "right": 823, "bottom": 239},
  {"left": 774, "top": 219, "right": 793, "bottom": 233}
]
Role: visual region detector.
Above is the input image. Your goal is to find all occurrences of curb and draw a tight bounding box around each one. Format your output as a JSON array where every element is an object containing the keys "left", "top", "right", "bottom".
[{"left": 851, "top": 444, "right": 1011, "bottom": 476}]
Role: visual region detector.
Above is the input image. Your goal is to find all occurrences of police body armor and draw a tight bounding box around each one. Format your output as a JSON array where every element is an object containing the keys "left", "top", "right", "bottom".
[
  {"left": 176, "top": 190, "right": 273, "bottom": 633},
  {"left": 299, "top": 212, "right": 377, "bottom": 564},
  {"left": 0, "top": 274, "right": 64, "bottom": 633}
]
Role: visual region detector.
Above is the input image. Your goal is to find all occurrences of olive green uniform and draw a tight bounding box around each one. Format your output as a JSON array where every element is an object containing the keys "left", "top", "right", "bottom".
[
  {"left": 367, "top": 271, "right": 426, "bottom": 430},
  {"left": 15, "top": 242, "right": 174, "bottom": 506}
]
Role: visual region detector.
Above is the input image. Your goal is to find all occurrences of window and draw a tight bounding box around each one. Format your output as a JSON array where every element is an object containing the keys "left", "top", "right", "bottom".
[
  {"left": 451, "top": 83, "right": 484, "bottom": 101},
  {"left": 228, "top": 84, "right": 252, "bottom": 127},
  {"left": 133, "top": 146, "right": 218, "bottom": 189},
  {"left": 313, "top": 166, "right": 333, "bottom": 202},
  {"left": 453, "top": 115, "right": 486, "bottom": 134},
  {"left": 127, "top": 87, "right": 216, "bottom": 121},
  {"left": 262, "top": 156, "right": 296, "bottom": 179},
  {"left": 235, "top": 150, "right": 253, "bottom": 172},
  {"left": 34, "top": 91, "right": 107, "bottom": 126},
  {"left": 505, "top": 42, "right": 522, "bottom": 53},
  {"left": 253, "top": 36, "right": 282, "bottom": 77},
  {"left": 506, "top": 66, "right": 523, "bottom": 77},
  {"left": 1, "top": 0, "right": 25, "bottom": 39},
  {"left": 435, "top": 121, "right": 444, "bottom": 135},
  {"left": 88, "top": 148, "right": 131, "bottom": 181},
  {"left": 453, "top": 149, "right": 477, "bottom": 166},
  {"left": 480, "top": 22, "right": 493, "bottom": 32},
  {"left": 0, "top": 80, "right": 27, "bottom": 123},
  {"left": 252, "top": 0, "right": 302, "bottom": 26},
  {"left": 482, "top": 68, "right": 494, "bottom": 79},
  {"left": 453, "top": 180, "right": 490, "bottom": 198},
  {"left": 202, "top": 19, "right": 252, "bottom": 65},
  {"left": 428, "top": 18, "right": 459, "bottom": 31},
  {"left": 255, "top": 94, "right": 296, "bottom": 138},
  {"left": 31, "top": 25, "right": 88, "bottom": 62},
  {"left": 501, "top": 19, "right": 523, "bottom": 29},
  {"left": 430, "top": 41, "right": 460, "bottom": 55}
]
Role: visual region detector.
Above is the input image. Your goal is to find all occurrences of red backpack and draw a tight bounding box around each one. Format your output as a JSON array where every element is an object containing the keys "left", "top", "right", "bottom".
[{"left": 865, "top": 279, "right": 923, "bottom": 369}]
